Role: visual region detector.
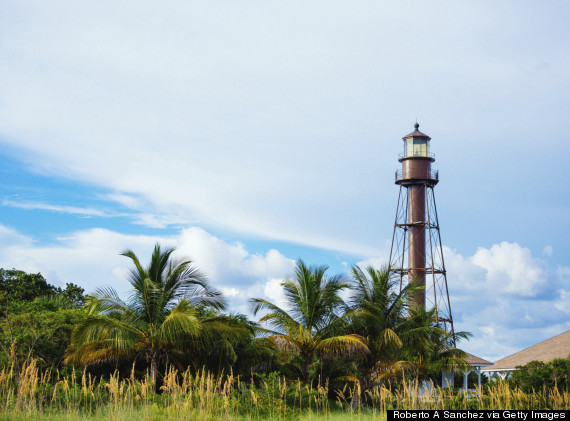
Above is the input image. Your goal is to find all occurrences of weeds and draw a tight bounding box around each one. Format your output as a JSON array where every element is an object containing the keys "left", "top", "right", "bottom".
[{"left": 0, "top": 360, "right": 568, "bottom": 420}]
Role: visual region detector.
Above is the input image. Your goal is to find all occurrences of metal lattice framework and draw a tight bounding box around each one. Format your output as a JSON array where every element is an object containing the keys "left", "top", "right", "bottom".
[{"left": 388, "top": 182, "right": 455, "bottom": 339}]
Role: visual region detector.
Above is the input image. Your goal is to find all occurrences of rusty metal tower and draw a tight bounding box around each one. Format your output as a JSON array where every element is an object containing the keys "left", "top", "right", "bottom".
[{"left": 387, "top": 123, "right": 455, "bottom": 339}]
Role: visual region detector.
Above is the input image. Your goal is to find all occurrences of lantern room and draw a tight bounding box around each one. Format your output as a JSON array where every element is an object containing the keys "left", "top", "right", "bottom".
[{"left": 401, "top": 122, "right": 433, "bottom": 160}]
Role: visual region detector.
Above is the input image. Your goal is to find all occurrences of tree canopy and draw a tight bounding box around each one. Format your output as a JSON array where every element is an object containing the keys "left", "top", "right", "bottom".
[{"left": 1, "top": 250, "right": 471, "bottom": 397}]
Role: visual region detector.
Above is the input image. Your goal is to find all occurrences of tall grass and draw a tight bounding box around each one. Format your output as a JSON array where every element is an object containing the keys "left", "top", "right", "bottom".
[{"left": 0, "top": 360, "right": 568, "bottom": 420}]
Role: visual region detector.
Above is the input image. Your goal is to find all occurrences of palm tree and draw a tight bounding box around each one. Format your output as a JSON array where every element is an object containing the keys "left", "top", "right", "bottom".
[
  {"left": 348, "top": 266, "right": 438, "bottom": 395},
  {"left": 192, "top": 314, "right": 278, "bottom": 377},
  {"left": 348, "top": 266, "right": 472, "bottom": 399},
  {"left": 250, "top": 260, "right": 367, "bottom": 384},
  {"left": 402, "top": 306, "right": 471, "bottom": 385},
  {"left": 65, "top": 243, "right": 226, "bottom": 392}
]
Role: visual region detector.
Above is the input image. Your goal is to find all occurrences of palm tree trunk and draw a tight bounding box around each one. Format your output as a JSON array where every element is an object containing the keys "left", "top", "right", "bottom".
[
  {"left": 350, "top": 380, "right": 361, "bottom": 409},
  {"left": 150, "top": 353, "right": 158, "bottom": 394},
  {"left": 351, "top": 366, "right": 369, "bottom": 409},
  {"left": 303, "top": 352, "right": 313, "bottom": 384}
]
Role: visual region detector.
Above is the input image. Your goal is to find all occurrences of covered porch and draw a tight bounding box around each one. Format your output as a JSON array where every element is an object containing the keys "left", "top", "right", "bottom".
[{"left": 442, "top": 352, "right": 492, "bottom": 393}]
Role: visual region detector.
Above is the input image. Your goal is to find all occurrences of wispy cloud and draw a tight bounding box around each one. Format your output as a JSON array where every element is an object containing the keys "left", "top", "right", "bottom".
[
  {"left": 0, "top": 2, "right": 568, "bottom": 257},
  {"left": 2, "top": 197, "right": 187, "bottom": 229},
  {"left": 3, "top": 198, "right": 111, "bottom": 218}
]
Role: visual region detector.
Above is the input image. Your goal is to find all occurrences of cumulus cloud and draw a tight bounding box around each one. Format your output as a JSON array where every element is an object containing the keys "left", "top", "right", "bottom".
[
  {"left": 553, "top": 267, "right": 570, "bottom": 314},
  {"left": 0, "top": 225, "right": 163, "bottom": 295},
  {"left": 359, "top": 241, "right": 570, "bottom": 362},
  {"left": 443, "top": 242, "right": 552, "bottom": 299},
  {"left": 1, "top": 220, "right": 569, "bottom": 361},
  {"left": 470, "top": 242, "right": 547, "bottom": 297},
  {"left": 442, "top": 242, "right": 570, "bottom": 361},
  {"left": 264, "top": 278, "right": 288, "bottom": 310},
  {"left": 174, "top": 227, "right": 295, "bottom": 288},
  {"left": 355, "top": 255, "right": 390, "bottom": 271},
  {"left": 0, "top": 224, "right": 294, "bottom": 315}
]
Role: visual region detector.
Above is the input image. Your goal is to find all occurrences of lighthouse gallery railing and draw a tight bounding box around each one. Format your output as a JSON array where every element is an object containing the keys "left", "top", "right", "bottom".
[{"left": 395, "top": 169, "right": 439, "bottom": 182}]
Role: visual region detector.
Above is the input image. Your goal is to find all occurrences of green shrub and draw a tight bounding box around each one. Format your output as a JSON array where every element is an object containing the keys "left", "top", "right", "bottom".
[{"left": 510, "top": 359, "right": 570, "bottom": 393}]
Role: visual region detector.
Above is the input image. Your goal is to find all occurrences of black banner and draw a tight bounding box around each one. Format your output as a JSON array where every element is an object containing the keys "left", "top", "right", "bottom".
[{"left": 387, "top": 411, "right": 570, "bottom": 421}]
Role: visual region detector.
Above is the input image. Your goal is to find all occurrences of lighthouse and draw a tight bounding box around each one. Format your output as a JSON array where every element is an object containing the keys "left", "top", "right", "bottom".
[{"left": 388, "top": 123, "right": 455, "bottom": 338}]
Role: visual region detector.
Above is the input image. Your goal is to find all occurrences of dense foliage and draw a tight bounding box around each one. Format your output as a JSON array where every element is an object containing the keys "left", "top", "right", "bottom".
[
  {"left": 0, "top": 268, "right": 85, "bottom": 305},
  {"left": 2, "top": 244, "right": 568, "bottom": 418},
  {"left": 0, "top": 269, "right": 85, "bottom": 376},
  {"left": 0, "top": 243, "right": 476, "bottom": 406},
  {"left": 510, "top": 359, "right": 570, "bottom": 393}
]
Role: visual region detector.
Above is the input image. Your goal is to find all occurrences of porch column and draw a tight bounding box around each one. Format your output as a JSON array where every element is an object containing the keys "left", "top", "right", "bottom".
[{"left": 477, "top": 368, "right": 482, "bottom": 393}]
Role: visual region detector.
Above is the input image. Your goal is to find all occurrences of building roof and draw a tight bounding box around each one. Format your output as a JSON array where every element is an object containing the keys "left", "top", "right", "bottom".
[
  {"left": 465, "top": 352, "right": 492, "bottom": 367},
  {"left": 482, "top": 330, "right": 570, "bottom": 372},
  {"left": 402, "top": 123, "right": 431, "bottom": 140}
]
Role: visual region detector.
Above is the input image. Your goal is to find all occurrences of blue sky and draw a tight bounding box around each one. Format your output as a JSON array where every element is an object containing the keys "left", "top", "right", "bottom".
[{"left": 1, "top": 0, "right": 569, "bottom": 362}]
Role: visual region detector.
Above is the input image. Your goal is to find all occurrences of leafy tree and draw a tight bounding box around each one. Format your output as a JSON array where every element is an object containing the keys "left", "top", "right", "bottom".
[
  {"left": 0, "top": 269, "right": 54, "bottom": 301},
  {"left": 0, "top": 268, "right": 85, "bottom": 307},
  {"left": 54, "top": 283, "right": 86, "bottom": 308},
  {"left": 510, "top": 359, "right": 570, "bottom": 393},
  {"left": 65, "top": 243, "right": 227, "bottom": 392},
  {"left": 549, "top": 358, "right": 570, "bottom": 389},
  {"left": 250, "top": 260, "right": 367, "bottom": 384},
  {"left": 0, "top": 293, "right": 85, "bottom": 375},
  {"left": 0, "top": 269, "right": 86, "bottom": 375}
]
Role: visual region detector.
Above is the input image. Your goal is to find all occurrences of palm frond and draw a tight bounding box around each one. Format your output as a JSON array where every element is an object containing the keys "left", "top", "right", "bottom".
[
  {"left": 381, "top": 328, "right": 403, "bottom": 349},
  {"left": 89, "top": 287, "right": 138, "bottom": 320},
  {"left": 316, "top": 334, "right": 368, "bottom": 356},
  {"left": 66, "top": 314, "right": 144, "bottom": 365},
  {"left": 155, "top": 299, "right": 202, "bottom": 343},
  {"left": 267, "top": 334, "right": 302, "bottom": 352}
]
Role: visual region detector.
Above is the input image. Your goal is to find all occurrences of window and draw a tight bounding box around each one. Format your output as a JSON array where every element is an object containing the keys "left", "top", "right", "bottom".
[
  {"left": 404, "top": 138, "right": 430, "bottom": 157},
  {"left": 413, "top": 139, "right": 428, "bottom": 156},
  {"left": 405, "top": 139, "right": 413, "bottom": 157}
]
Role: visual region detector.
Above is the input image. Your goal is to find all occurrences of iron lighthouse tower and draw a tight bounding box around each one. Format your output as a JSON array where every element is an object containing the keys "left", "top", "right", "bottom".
[{"left": 388, "top": 123, "right": 455, "bottom": 339}]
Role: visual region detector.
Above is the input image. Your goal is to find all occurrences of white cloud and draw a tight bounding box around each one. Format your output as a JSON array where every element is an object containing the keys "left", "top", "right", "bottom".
[
  {"left": 543, "top": 245, "right": 554, "bottom": 256},
  {"left": 0, "top": 225, "right": 35, "bottom": 249},
  {"left": 445, "top": 242, "right": 548, "bottom": 298},
  {"left": 3, "top": 198, "right": 112, "bottom": 218},
  {"left": 553, "top": 267, "right": 570, "bottom": 314},
  {"left": 174, "top": 227, "right": 295, "bottom": 288},
  {"left": 0, "top": 224, "right": 294, "bottom": 313},
  {"left": 1, "top": 2, "right": 568, "bottom": 258},
  {"left": 355, "top": 256, "right": 389, "bottom": 270},
  {"left": 440, "top": 242, "right": 570, "bottom": 361},
  {"left": 1, "top": 221, "right": 570, "bottom": 362},
  {"left": 361, "top": 242, "right": 570, "bottom": 362},
  {"left": 264, "top": 278, "right": 288, "bottom": 311},
  {"left": 554, "top": 289, "right": 570, "bottom": 313},
  {"left": 0, "top": 226, "right": 163, "bottom": 295},
  {"left": 220, "top": 287, "right": 240, "bottom": 298}
]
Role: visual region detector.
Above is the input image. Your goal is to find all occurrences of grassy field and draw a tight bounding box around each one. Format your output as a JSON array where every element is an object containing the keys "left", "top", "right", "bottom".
[{"left": 1, "top": 361, "right": 568, "bottom": 420}]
